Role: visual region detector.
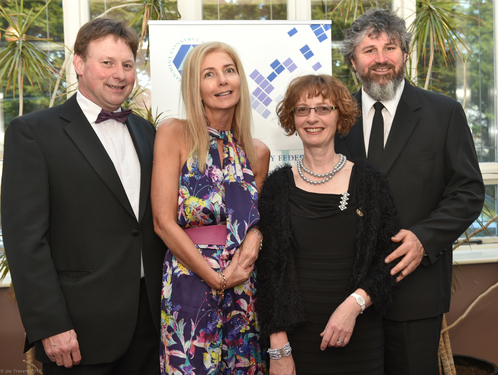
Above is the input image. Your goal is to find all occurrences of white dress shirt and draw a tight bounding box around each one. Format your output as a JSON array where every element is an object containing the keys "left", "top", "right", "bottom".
[
  {"left": 362, "top": 80, "right": 405, "bottom": 155},
  {"left": 76, "top": 91, "right": 144, "bottom": 277}
]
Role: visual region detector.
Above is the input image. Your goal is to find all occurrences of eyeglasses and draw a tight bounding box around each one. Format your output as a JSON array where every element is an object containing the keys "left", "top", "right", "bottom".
[{"left": 293, "top": 106, "right": 338, "bottom": 116}]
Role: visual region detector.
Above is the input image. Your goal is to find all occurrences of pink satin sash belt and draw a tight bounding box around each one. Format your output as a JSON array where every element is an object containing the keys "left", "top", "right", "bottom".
[{"left": 184, "top": 225, "right": 227, "bottom": 246}]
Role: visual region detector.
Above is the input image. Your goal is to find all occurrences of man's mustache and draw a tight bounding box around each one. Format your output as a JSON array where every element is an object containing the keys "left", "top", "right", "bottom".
[{"left": 368, "top": 63, "right": 396, "bottom": 72}]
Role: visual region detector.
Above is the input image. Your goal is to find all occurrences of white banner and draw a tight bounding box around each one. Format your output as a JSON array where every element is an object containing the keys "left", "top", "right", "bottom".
[{"left": 149, "top": 20, "right": 332, "bottom": 169}]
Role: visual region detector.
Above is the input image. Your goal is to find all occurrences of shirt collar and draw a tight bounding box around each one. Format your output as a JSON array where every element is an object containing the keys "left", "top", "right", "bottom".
[{"left": 76, "top": 91, "right": 125, "bottom": 125}]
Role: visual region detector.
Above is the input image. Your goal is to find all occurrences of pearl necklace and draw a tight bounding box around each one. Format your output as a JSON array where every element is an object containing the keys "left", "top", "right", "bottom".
[{"left": 297, "top": 154, "right": 346, "bottom": 185}]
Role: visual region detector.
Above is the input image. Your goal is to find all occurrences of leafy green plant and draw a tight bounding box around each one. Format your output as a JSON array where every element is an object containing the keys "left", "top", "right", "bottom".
[
  {"left": 330, "top": 0, "right": 373, "bottom": 23},
  {"left": 122, "top": 86, "right": 165, "bottom": 127},
  {"left": 408, "top": 0, "right": 478, "bottom": 89},
  {"left": 0, "top": 0, "right": 59, "bottom": 116}
]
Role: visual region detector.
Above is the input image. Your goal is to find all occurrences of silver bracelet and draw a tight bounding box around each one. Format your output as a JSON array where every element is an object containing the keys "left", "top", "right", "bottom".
[
  {"left": 267, "top": 342, "right": 292, "bottom": 360},
  {"left": 250, "top": 227, "right": 263, "bottom": 251}
]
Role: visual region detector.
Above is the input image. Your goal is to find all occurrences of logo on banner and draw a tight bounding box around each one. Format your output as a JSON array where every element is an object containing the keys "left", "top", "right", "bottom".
[
  {"left": 168, "top": 37, "right": 204, "bottom": 81},
  {"left": 270, "top": 149, "right": 304, "bottom": 168}
]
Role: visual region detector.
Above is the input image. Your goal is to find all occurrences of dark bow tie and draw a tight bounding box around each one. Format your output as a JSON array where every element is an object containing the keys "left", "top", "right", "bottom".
[{"left": 95, "top": 109, "right": 132, "bottom": 124}]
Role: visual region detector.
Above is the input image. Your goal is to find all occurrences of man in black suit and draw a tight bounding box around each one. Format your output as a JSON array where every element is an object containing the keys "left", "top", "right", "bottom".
[
  {"left": 335, "top": 9, "right": 485, "bottom": 374},
  {"left": 1, "top": 18, "right": 165, "bottom": 374}
]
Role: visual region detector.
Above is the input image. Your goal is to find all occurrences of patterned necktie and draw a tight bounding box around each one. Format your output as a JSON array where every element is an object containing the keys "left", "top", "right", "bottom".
[
  {"left": 367, "top": 102, "right": 385, "bottom": 168},
  {"left": 95, "top": 109, "right": 132, "bottom": 124}
]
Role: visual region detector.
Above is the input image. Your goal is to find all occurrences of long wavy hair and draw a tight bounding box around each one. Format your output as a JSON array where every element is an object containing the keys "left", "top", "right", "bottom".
[{"left": 181, "top": 41, "right": 256, "bottom": 172}]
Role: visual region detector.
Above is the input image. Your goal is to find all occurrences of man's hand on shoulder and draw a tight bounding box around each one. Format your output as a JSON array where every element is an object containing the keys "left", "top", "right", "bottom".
[
  {"left": 42, "top": 329, "right": 81, "bottom": 368},
  {"left": 386, "top": 229, "right": 425, "bottom": 282}
]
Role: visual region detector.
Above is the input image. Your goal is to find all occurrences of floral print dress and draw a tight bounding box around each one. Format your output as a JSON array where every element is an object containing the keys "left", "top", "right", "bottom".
[{"left": 160, "top": 127, "right": 267, "bottom": 375}]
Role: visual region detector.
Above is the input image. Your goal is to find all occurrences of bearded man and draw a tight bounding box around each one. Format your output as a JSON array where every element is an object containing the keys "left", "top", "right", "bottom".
[{"left": 335, "top": 9, "right": 484, "bottom": 375}]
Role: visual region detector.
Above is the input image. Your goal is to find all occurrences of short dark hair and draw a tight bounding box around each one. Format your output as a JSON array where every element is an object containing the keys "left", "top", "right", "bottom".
[
  {"left": 341, "top": 8, "right": 412, "bottom": 70},
  {"left": 74, "top": 17, "right": 139, "bottom": 60},
  {"left": 276, "top": 74, "right": 359, "bottom": 136}
]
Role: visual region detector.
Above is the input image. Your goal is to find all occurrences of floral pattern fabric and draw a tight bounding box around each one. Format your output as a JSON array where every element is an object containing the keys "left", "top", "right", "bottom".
[{"left": 160, "top": 127, "right": 267, "bottom": 375}]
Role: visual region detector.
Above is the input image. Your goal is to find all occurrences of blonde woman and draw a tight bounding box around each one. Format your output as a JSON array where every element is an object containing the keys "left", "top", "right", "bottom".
[{"left": 152, "top": 42, "right": 270, "bottom": 374}]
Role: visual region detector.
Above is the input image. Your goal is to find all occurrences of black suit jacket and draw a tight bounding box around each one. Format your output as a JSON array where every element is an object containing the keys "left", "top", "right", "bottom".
[
  {"left": 1, "top": 95, "right": 166, "bottom": 364},
  {"left": 335, "top": 81, "right": 484, "bottom": 320}
]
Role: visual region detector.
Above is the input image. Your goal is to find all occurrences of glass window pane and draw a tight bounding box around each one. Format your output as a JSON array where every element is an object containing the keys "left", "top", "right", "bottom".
[
  {"left": 203, "top": 0, "right": 287, "bottom": 20},
  {"left": 90, "top": 0, "right": 123, "bottom": 17},
  {"left": 89, "top": 1, "right": 144, "bottom": 36},
  {"left": 464, "top": 184, "right": 497, "bottom": 239},
  {"left": 430, "top": 1, "right": 496, "bottom": 163},
  {"left": 459, "top": 0, "right": 495, "bottom": 163},
  {"left": 0, "top": 0, "right": 65, "bottom": 130},
  {"left": 410, "top": 0, "right": 498, "bottom": 163}
]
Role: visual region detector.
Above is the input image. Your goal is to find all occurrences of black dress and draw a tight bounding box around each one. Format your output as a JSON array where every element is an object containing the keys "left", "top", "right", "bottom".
[{"left": 286, "top": 167, "right": 384, "bottom": 375}]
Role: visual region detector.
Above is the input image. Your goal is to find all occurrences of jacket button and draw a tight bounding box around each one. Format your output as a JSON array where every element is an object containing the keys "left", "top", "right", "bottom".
[{"left": 131, "top": 229, "right": 139, "bottom": 236}]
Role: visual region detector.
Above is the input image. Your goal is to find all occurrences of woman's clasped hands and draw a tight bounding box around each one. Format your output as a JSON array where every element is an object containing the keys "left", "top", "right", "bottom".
[{"left": 221, "top": 249, "right": 254, "bottom": 289}]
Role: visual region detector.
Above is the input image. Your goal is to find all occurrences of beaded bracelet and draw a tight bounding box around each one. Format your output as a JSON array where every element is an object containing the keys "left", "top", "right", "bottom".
[
  {"left": 267, "top": 342, "right": 292, "bottom": 360},
  {"left": 250, "top": 228, "right": 263, "bottom": 252},
  {"left": 217, "top": 271, "right": 226, "bottom": 302}
]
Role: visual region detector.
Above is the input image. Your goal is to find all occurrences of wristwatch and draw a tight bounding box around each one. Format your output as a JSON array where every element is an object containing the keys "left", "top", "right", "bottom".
[{"left": 351, "top": 293, "right": 365, "bottom": 314}]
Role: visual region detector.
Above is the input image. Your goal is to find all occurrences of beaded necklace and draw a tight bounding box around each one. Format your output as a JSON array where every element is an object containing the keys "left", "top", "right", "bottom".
[{"left": 297, "top": 153, "right": 346, "bottom": 185}]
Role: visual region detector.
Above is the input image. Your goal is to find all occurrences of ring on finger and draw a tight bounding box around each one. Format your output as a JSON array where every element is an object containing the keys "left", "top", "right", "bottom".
[{"left": 337, "top": 340, "right": 344, "bottom": 344}]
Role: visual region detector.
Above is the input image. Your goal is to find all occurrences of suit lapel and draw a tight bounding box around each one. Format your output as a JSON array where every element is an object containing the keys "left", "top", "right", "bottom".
[
  {"left": 345, "top": 90, "right": 367, "bottom": 158},
  {"left": 62, "top": 96, "right": 136, "bottom": 219},
  {"left": 379, "top": 81, "right": 421, "bottom": 174},
  {"left": 125, "top": 115, "right": 152, "bottom": 223}
]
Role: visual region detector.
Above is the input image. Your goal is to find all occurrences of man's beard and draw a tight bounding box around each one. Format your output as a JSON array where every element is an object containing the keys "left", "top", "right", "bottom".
[{"left": 356, "top": 63, "right": 405, "bottom": 101}]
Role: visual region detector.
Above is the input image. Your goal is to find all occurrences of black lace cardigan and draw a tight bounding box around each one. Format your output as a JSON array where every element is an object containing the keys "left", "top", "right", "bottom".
[{"left": 256, "top": 159, "right": 401, "bottom": 341}]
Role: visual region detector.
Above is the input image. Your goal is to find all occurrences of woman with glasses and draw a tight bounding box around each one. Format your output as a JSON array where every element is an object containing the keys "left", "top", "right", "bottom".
[{"left": 256, "top": 74, "right": 401, "bottom": 375}]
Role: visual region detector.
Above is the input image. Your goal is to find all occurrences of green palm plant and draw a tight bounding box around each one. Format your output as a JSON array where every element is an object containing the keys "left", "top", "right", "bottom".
[
  {"left": 0, "top": 0, "right": 59, "bottom": 117},
  {"left": 408, "top": 0, "right": 477, "bottom": 90},
  {"left": 330, "top": 0, "right": 374, "bottom": 23}
]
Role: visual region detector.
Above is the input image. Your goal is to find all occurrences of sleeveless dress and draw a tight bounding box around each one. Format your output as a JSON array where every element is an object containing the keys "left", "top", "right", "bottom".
[
  {"left": 160, "top": 127, "right": 267, "bottom": 375},
  {"left": 287, "top": 167, "right": 384, "bottom": 375}
]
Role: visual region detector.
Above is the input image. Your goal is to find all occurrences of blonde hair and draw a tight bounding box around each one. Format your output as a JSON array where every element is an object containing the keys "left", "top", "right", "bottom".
[{"left": 181, "top": 41, "right": 256, "bottom": 172}]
